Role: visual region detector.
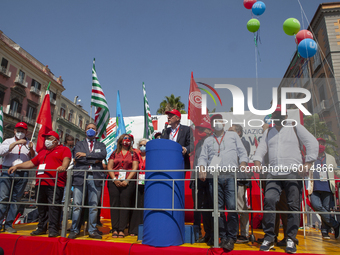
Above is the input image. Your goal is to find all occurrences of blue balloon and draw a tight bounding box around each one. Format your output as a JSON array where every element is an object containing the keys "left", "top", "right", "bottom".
[
  {"left": 252, "top": 1, "right": 266, "bottom": 16},
  {"left": 298, "top": 38, "right": 318, "bottom": 58}
]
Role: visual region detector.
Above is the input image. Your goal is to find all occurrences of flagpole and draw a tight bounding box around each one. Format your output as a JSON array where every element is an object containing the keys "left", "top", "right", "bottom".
[
  {"left": 30, "top": 122, "right": 38, "bottom": 143},
  {"left": 90, "top": 105, "right": 92, "bottom": 119}
]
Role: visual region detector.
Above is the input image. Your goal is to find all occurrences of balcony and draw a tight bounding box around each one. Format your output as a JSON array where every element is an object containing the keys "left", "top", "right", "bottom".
[
  {"left": 50, "top": 98, "right": 56, "bottom": 105},
  {"left": 8, "top": 110, "right": 21, "bottom": 119},
  {"left": 0, "top": 66, "right": 11, "bottom": 78},
  {"left": 313, "top": 100, "right": 330, "bottom": 115},
  {"left": 23, "top": 116, "right": 36, "bottom": 126},
  {"left": 14, "top": 75, "right": 28, "bottom": 87},
  {"left": 30, "top": 86, "right": 41, "bottom": 96}
]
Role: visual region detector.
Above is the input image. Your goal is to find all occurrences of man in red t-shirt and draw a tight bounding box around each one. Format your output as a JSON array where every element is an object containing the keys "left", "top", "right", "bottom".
[{"left": 8, "top": 131, "right": 71, "bottom": 237}]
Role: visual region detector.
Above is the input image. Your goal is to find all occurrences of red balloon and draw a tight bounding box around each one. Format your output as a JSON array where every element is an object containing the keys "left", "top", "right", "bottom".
[
  {"left": 295, "top": 30, "right": 314, "bottom": 44},
  {"left": 244, "top": 0, "right": 257, "bottom": 9}
]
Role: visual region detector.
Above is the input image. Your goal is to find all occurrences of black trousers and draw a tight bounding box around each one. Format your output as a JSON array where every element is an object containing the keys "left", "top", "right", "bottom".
[
  {"left": 191, "top": 179, "right": 212, "bottom": 238},
  {"left": 107, "top": 181, "right": 136, "bottom": 232},
  {"left": 35, "top": 185, "right": 64, "bottom": 233},
  {"left": 262, "top": 174, "right": 302, "bottom": 244},
  {"left": 275, "top": 189, "right": 288, "bottom": 239},
  {"left": 129, "top": 185, "right": 144, "bottom": 235}
]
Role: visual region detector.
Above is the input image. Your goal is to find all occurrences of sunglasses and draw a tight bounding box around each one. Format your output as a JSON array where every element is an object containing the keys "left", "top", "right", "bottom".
[{"left": 123, "top": 137, "right": 131, "bottom": 140}]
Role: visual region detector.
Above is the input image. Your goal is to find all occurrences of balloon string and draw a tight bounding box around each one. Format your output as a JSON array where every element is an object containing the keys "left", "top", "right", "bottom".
[
  {"left": 254, "top": 33, "right": 261, "bottom": 62},
  {"left": 294, "top": 34, "right": 301, "bottom": 58}
]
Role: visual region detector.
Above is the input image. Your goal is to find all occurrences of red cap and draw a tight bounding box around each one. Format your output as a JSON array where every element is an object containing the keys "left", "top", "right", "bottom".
[
  {"left": 154, "top": 132, "right": 162, "bottom": 137},
  {"left": 15, "top": 122, "right": 27, "bottom": 130},
  {"left": 317, "top": 138, "right": 326, "bottom": 143},
  {"left": 210, "top": 114, "right": 223, "bottom": 123},
  {"left": 196, "top": 122, "right": 212, "bottom": 131},
  {"left": 165, "top": 109, "right": 181, "bottom": 119},
  {"left": 42, "top": 131, "right": 60, "bottom": 141},
  {"left": 274, "top": 104, "right": 287, "bottom": 113},
  {"left": 129, "top": 134, "right": 134, "bottom": 141}
]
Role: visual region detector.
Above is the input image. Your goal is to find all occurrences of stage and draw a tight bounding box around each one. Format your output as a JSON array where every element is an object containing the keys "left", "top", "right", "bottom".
[{"left": 0, "top": 219, "right": 339, "bottom": 255}]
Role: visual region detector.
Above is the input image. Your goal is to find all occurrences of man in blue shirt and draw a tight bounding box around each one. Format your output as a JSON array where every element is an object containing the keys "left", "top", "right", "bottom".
[
  {"left": 308, "top": 138, "right": 340, "bottom": 240},
  {"left": 198, "top": 114, "right": 248, "bottom": 251}
]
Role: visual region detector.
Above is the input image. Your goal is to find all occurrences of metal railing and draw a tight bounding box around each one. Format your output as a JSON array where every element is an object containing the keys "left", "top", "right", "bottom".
[{"left": 0, "top": 168, "right": 339, "bottom": 248}]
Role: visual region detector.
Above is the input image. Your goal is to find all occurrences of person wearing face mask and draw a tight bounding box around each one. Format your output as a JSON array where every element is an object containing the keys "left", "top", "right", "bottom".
[
  {"left": 68, "top": 123, "right": 107, "bottom": 240},
  {"left": 198, "top": 114, "right": 248, "bottom": 251},
  {"left": 8, "top": 131, "right": 71, "bottom": 237},
  {"left": 190, "top": 122, "right": 213, "bottom": 244},
  {"left": 129, "top": 138, "right": 149, "bottom": 236},
  {"left": 107, "top": 134, "right": 139, "bottom": 238},
  {"left": 253, "top": 105, "right": 318, "bottom": 253},
  {"left": 0, "top": 122, "right": 36, "bottom": 233},
  {"left": 308, "top": 138, "right": 340, "bottom": 240},
  {"left": 161, "top": 109, "right": 193, "bottom": 169}
]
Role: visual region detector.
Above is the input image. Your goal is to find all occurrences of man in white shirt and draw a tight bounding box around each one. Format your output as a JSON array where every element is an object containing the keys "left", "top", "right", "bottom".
[
  {"left": 253, "top": 105, "right": 318, "bottom": 253},
  {"left": 0, "top": 122, "right": 36, "bottom": 233}
]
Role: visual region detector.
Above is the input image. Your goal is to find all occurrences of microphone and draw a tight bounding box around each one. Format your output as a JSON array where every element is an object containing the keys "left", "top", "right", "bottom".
[{"left": 162, "top": 122, "right": 169, "bottom": 136}]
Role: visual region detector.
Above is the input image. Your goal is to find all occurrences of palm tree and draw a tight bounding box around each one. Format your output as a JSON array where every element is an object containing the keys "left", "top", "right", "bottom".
[
  {"left": 304, "top": 114, "right": 338, "bottom": 157},
  {"left": 157, "top": 94, "right": 187, "bottom": 114}
]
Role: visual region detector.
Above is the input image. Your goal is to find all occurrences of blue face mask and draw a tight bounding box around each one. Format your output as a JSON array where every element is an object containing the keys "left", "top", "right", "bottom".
[
  {"left": 86, "top": 128, "right": 96, "bottom": 138},
  {"left": 140, "top": 145, "right": 146, "bottom": 152}
]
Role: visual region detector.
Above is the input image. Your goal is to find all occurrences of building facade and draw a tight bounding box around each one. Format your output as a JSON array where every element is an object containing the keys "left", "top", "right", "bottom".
[
  {"left": 279, "top": 2, "right": 340, "bottom": 162},
  {"left": 57, "top": 95, "right": 93, "bottom": 143},
  {"left": 0, "top": 30, "right": 92, "bottom": 143}
]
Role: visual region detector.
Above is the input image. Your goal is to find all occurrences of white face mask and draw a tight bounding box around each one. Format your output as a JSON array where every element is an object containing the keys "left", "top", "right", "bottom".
[
  {"left": 45, "top": 139, "right": 55, "bottom": 149},
  {"left": 15, "top": 132, "right": 25, "bottom": 140},
  {"left": 214, "top": 123, "right": 224, "bottom": 131}
]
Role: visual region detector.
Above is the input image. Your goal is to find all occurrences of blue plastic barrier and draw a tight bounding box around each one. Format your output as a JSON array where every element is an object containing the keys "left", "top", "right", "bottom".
[{"left": 143, "top": 139, "right": 185, "bottom": 247}]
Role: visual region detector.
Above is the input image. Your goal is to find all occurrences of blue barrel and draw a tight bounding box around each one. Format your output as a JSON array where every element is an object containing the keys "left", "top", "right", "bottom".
[{"left": 143, "top": 139, "right": 185, "bottom": 247}]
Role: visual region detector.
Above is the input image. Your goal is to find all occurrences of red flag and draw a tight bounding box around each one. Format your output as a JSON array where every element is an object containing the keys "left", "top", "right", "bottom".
[
  {"left": 36, "top": 85, "right": 52, "bottom": 152},
  {"left": 188, "top": 72, "right": 210, "bottom": 127},
  {"left": 254, "top": 135, "right": 259, "bottom": 148}
]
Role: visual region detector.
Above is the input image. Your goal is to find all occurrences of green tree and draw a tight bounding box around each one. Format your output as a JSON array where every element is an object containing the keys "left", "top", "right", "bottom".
[
  {"left": 157, "top": 94, "right": 187, "bottom": 114},
  {"left": 303, "top": 114, "right": 338, "bottom": 157}
]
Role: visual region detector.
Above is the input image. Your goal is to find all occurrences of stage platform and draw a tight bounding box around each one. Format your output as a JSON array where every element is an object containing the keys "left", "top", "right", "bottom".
[{"left": 0, "top": 219, "right": 339, "bottom": 255}]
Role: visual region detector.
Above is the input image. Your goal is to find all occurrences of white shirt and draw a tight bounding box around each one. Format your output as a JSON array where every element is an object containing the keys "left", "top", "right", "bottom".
[
  {"left": 253, "top": 122, "right": 318, "bottom": 175},
  {"left": 86, "top": 138, "right": 95, "bottom": 170},
  {"left": 170, "top": 124, "right": 180, "bottom": 142},
  {"left": 0, "top": 137, "right": 37, "bottom": 167}
]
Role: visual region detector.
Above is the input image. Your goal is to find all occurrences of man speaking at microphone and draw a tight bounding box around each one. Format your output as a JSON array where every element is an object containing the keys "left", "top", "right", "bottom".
[{"left": 161, "top": 109, "right": 193, "bottom": 169}]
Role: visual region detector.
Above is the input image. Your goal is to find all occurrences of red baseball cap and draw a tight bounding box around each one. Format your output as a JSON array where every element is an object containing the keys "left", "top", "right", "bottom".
[
  {"left": 274, "top": 104, "right": 287, "bottom": 113},
  {"left": 15, "top": 122, "right": 27, "bottom": 130},
  {"left": 196, "top": 122, "right": 212, "bottom": 131},
  {"left": 317, "top": 138, "right": 326, "bottom": 143},
  {"left": 129, "top": 134, "right": 134, "bottom": 141},
  {"left": 165, "top": 109, "right": 181, "bottom": 119},
  {"left": 42, "top": 131, "right": 60, "bottom": 141},
  {"left": 210, "top": 114, "right": 223, "bottom": 123}
]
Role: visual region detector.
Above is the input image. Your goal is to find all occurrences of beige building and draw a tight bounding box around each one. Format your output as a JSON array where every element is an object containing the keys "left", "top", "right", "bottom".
[
  {"left": 278, "top": 2, "right": 340, "bottom": 162},
  {"left": 57, "top": 95, "right": 93, "bottom": 143}
]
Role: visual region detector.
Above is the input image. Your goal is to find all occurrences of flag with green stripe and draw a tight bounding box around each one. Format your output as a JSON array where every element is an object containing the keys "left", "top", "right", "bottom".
[
  {"left": 91, "top": 59, "right": 110, "bottom": 140},
  {"left": 142, "top": 82, "right": 154, "bottom": 139}
]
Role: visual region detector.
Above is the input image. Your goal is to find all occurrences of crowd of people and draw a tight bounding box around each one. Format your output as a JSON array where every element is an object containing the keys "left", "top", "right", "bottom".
[{"left": 0, "top": 106, "right": 340, "bottom": 254}]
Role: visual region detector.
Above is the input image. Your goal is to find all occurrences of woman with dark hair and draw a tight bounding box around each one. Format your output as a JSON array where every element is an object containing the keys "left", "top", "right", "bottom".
[{"left": 107, "top": 134, "right": 139, "bottom": 238}]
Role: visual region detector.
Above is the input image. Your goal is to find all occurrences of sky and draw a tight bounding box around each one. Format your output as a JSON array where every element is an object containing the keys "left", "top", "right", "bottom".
[{"left": 0, "top": 0, "right": 327, "bottom": 117}]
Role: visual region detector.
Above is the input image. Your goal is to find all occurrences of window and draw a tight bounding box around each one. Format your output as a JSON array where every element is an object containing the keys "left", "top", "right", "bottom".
[
  {"left": 85, "top": 120, "right": 89, "bottom": 129},
  {"left": 31, "top": 79, "right": 41, "bottom": 90},
  {"left": 319, "top": 85, "right": 326, "bottom": 102},
  {"left": 50, "top": 91, "right": 57, "bottom": 101},
  {"left": 0, "top": 90, "right": 4, "bottom": 105},
  {"left": 10, "top": 99, "right": 22, "bottom": 114},
  {"left": 1, "top": 58, "right": 8, "bottom": 72},
  {"left": 26, "top": 105, "right": 37, "bottom": 121},
  {"left": 17, "top": 70, "right": 25, "bottom": 84},
  {"left": 302, "top": 63, "right": 309, "bottom": 86},
  {"left": 78, "top": 116, "right": 83, "bottom": 129},
  {"left": 58, "top": 129, "right": 64, "bottom": 141},
  {"left": 68, "top": 110, "right": 74, "bottom": 123},
  {"left": 313, "top": 50, "right": 321, "bottom": 71}
]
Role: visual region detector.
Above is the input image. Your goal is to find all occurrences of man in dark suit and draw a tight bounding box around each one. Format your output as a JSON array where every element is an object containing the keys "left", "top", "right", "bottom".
[
  {"left": 68, "top": 123, "right": 107, "bottom": 239},
  {"left": 161, "top": 109, "right": 193, "bottom": 169}
]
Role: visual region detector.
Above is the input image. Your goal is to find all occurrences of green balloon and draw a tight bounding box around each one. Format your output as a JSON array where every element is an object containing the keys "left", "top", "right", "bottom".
[
  {"left": 247, "top": 19, "right": 260, "bottom": 33},
  {"left": 283, "top": 18, "right": 301, "bottom": 36}
]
